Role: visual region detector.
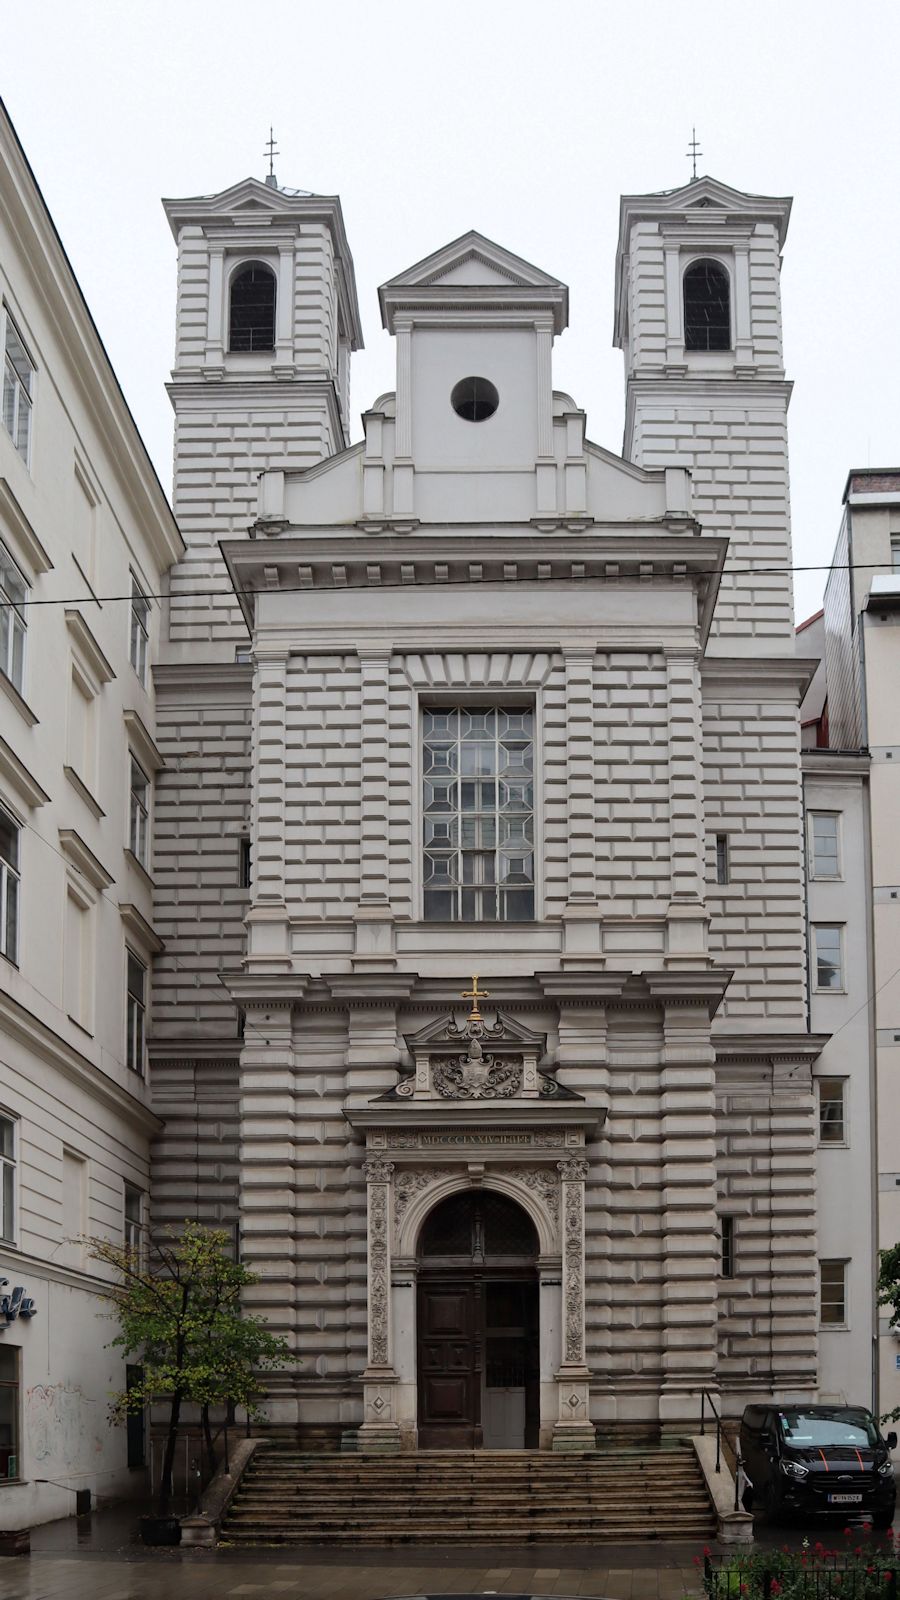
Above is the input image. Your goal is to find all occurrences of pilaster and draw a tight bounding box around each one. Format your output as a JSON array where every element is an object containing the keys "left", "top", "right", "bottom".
[
  {"left": 359, "top": 1156, "right": 402, "bottom": 1451},
  {"left": 665, "top": 648, "right": 709, "bottom": 965},
  {"left": 353, "top": 649, "right": 396, "bottom": 968},
  {"left": 246, "top": 645, "right": 290, "bottom": 968},
  {"left": 560, "top": 646, "right": 601, "bottom": 965},
  {"left": 552, "top": 1156, "right": 594, "bottom": 1449}
]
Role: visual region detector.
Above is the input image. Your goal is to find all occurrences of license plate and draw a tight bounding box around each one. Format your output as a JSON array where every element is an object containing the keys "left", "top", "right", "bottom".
[{"left": 828, "top": 1494, "right": 863, "bottom": 1504}]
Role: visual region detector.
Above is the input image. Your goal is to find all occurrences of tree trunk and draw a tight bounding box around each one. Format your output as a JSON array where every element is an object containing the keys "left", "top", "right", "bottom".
[
  {"left": 158, "top": 1391, "right": 182, "bottom": 1515},
  {"left": 202, "top": 1404, "right": 216, "bottom": 1483}
]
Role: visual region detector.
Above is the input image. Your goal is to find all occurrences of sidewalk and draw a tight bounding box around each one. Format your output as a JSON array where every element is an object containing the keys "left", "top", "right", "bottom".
[
  {"left": 7, "top": 1501, "right": 895, "bottom": 1600},
  {"left": 6, "top": 1503, "right": 709, "bottom": 1600}
]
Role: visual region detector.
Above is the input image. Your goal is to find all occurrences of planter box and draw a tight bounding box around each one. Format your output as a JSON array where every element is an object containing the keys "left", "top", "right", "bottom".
[
  {"left": 139, "top": 1515, "right": 182, "bottom": 1546},
  {"left": 0, "top": 1529, "right": 30, "bottom": 1557}
]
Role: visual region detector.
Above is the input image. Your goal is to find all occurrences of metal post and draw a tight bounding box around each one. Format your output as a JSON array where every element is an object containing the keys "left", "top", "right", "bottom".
[
  {"left": 715, "top": 1415, "right": 721, "bottom": 1473},
  {"left": 701, "top": 1389, "right": 707, "bottom": 1436}
]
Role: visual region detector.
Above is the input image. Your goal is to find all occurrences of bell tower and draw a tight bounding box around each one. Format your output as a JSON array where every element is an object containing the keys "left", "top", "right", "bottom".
[
  {"left": 163, "top": 176, "right": 363, "bottom": 654},
  {"left": 614, "top": 175, "right": 793, "bottom": 653}
]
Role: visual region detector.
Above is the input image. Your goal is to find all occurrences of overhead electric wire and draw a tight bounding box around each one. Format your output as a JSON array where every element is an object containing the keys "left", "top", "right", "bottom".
[{"left": 0, "top": 559, "right": 899, "bottom": 611}]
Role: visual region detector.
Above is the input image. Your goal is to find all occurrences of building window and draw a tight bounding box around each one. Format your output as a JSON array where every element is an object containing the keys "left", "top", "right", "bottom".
[
  {"left": 809, "top": 812, "right": 841, "bottom": 879},
  {"left": 818, "top": 1078, "right": 846, "bottom": 1144},
  {"left": 820, "top": 1260, "right": 847, "bottom": 1326},
  {"left": 229, "top": 263, "right": 276, "bottom": 353},
  {"left": 126, "top": 951, "right": 146, "bottom": 1075},
  {"left": 720, "top": 1215, "right": 735, "bottom": 1278},
  {"left": 2, "top": 311, "right": 34, "bottom": 464},
  {"left": 129, "top": 576, "right": 149, "bottom": 685},
  {"left": 892, "top": 535, "right": 900, "bottom": 574},
  {"left": 0, "top": 540, "right": 27, "bottom": 694},
  {"left": 0, "top": 1115, "right": 14, "bottom": 1243},
  {"left": 239, "top": 836, "right": 251, "bottom": 889},
  {"left": 0, "top": 809, "right": 20, "bottom": 966},
  {"left": 129, "top": 757, "right": 149, "bottom": 866},
  {"left": 715, "top": 834, "right": 729, "bottom": 885},
  {"left": 813, "top": 924, "right": 844, "bottom": 991},
  {"left": 124, "top": 1184, "right": 142, "bottom": 1257},
  {"left": 0, "top": 1345, "right": 19, "bottom": 1481},
  {"left": 423, "top": 706, "right": 534, "bottom": 922},
  {"left": 683, "top": 259, "right": 731, "bottom": 352}
]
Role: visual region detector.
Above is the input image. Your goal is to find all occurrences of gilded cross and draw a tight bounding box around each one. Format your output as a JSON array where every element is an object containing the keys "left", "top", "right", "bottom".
[{"left": 461, "top": 975, "right": 490, "bottom": 1020}]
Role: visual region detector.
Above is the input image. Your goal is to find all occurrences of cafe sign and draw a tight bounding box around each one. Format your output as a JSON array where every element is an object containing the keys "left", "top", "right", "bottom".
[{"left": 0, "top": 1278, "right": 36, "bottom": 1328}]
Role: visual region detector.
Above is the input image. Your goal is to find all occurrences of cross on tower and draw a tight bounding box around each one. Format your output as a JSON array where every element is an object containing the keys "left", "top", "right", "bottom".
[
  {"left": 461, "top": 975, "right": 490, "bottom": 1020},
  {"left": 264, "top": 126, "right": 279, "bottom": 182},
  {"left": 685, "top": 126, "right": 703, "bottom": 181}
]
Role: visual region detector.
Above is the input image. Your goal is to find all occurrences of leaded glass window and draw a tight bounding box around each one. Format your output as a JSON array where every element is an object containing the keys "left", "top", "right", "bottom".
[{"left": 423, "top": 706, "right": 534, "bottom": 922}]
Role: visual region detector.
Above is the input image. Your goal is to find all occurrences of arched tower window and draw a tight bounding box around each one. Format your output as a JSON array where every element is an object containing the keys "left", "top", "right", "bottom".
[
  {"left": 683, "top": 258, "right": 731, "bottom": 352},
  {"left": 229, "top": 263, "right": 276, "bottom": 352}
]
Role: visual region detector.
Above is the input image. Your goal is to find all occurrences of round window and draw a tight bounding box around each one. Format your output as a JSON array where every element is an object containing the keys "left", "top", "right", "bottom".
[{"left": 450, "top": 376, "right": 499, "bottom": 422}]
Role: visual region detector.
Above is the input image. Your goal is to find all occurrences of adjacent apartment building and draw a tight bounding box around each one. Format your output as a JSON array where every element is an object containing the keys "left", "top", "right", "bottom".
[
  {"left": 0, "top": 101, "right": 183, "bottom": 1527},
  {"left": 800, "top": 471, "right": 900, "bottom": 1420}
]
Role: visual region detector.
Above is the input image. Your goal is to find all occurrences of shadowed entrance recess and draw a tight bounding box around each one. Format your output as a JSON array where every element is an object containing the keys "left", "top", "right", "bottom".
[{"left": 416, "top": 1190, "right": 539, "bottom": 1449}]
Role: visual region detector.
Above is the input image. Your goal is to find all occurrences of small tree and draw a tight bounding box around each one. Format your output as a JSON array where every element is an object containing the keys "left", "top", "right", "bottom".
[{"left": 89, "top": 1221, "right": 290, "bottom": 1514}]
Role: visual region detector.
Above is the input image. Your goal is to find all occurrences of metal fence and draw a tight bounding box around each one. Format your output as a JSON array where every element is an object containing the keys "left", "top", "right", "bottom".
[{"left": 704, "top": 1553, "right": 898, "bottom": 1600}]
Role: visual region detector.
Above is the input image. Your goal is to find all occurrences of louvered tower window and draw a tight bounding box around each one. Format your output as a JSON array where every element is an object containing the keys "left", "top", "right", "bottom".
[
  {"left": 683, "top": 259, "right": 731, "bottom": 351},
  {"left": 229, "top": 264, "right": 276, "bottom": 352}
]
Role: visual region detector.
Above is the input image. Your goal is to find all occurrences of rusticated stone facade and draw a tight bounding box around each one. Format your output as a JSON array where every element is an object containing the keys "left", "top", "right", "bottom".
[{"left": 150, "top": 176, "right": 827, "bottom": 1448}]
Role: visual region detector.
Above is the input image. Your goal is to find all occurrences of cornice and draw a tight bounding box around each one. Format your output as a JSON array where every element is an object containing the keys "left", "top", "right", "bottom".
[
  {"left": 221, "top": 529, "right": 727, "bottom": 639},
  {"left": 165, "top": 378, "right": 346, "bottom": 449},
  {"left": 0, "top": 478, "right": 53, "bottom": 576},
  {"left": 346, "top": 1104, "right": 604, "bottom": 1132},
  {"left": 152, "top": 662, "right": 253, "bottom": 698},
  {"left": 713, "top": 1031, "right": 830, "bottom": 1065},
  {"left": 0, "top": 985, "right": 162, "bottom": 1133},
  {"left": 119, "top": 902, "right": 164, "bottom": 956},
  {"left": 0, "top": 734, "right": 49, "bottom": 809},
  {"left": 701, "top": 655, "right": 818, "bottom": 699},
  {"left": 643, "top": 968, "right": 733, "bottom": 1016},
  {"left": 65, "top": 610, "right": 115, "bottom": 686},
  {"left": 58, "top": 827, "right": 114, "bottom": 891},
  {"left": 123, "top": 708, "right": 163, "bottom": 773},
  {"left": 802, "top": 752, "right": 869, "bottom": 779}
]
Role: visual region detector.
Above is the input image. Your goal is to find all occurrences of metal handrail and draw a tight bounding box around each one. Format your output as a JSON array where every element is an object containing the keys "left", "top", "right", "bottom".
[{"left": 699, "top": 1388, "right": 742, "bottom": 1511}]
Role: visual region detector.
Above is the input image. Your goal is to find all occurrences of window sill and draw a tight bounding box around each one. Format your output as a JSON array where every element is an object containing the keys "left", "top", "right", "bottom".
[
  {"left": 0, "top": 671, "right": 37, "bottom": 727},
  {"left": 63, "top": 765, "right": 105, "bottom": 820}
]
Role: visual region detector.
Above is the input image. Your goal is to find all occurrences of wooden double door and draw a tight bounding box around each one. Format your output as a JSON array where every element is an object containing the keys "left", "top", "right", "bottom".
[{"left": 416, "top": 1192, "right": 540, "bottom": 1450}]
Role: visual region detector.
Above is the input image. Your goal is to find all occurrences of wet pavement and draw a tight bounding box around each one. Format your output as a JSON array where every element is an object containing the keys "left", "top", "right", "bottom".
[{"left": 0, "top": 1501, "right": 895, "bottom": 1600}]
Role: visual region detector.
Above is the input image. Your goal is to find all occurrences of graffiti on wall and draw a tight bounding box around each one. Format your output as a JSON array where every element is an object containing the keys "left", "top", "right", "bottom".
[{"left": 26, "top": 1383, "right": 99, "bottom": 1468}]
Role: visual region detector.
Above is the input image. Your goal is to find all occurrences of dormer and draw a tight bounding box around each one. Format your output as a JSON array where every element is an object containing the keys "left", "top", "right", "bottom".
[
  {"left": 377, "top": 232, "right": 568, "bottom": 516},
  {"left": 613, "top": 175, "right": 792, "bottom": 380},
  {"left": 163, "top": 177, "right": 363, "bottom": 402}
]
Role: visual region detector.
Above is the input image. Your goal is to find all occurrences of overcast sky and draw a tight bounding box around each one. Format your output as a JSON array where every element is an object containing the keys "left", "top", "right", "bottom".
[{"left": 5, "top": 0, "right": 900, "bottom": 623}]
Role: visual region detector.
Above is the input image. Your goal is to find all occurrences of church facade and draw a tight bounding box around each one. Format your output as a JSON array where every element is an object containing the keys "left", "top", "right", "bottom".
[{"left": 151, "top": 173, "right": 831, "bottom": 1449}]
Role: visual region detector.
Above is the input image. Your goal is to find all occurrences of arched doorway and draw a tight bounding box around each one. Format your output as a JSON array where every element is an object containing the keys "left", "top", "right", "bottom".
[{"left": 416, "top": 1190, "right": 539, "bottom": 1449}]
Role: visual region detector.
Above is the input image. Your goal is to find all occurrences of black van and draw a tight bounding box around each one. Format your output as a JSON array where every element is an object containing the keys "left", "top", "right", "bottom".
[{"left": 740, "top": 1404, "right": 897, "bottom": 1525}]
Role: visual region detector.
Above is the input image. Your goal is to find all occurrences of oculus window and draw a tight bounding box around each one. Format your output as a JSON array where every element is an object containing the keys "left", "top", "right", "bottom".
[
  {"left": 450, "top": 376, "right": 499, "bottom": 422},
  {"left": 229, "top": 263, "right": 276, "bottom": 352},
  {"left": 683, "top": 259, "right": 731, "bottom": 351},
  {"left": 423, "top": 706, "right": 534, "bottom": 922}
]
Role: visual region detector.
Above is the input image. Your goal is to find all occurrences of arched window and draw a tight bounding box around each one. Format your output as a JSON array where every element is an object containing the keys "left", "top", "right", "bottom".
[
  {"left": 683, "top": 258, "right": 731, "bottom": 352},
  {"left": 229, "top": 263, "right": 276, "bottom": 352}
]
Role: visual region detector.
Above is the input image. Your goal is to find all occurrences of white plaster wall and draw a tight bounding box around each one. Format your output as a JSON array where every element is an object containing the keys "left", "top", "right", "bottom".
[
  {"left": 0, "top": 107, "right": 177, "bottom": 1524},
  {"left": 805, "top": 766, "right": 875, "bottom": 1407}
]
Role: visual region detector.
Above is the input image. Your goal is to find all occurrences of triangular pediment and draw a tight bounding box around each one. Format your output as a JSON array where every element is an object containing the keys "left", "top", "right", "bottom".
[
  {"left": 379, "top": 231, "right": 568, "bottom": 334},
  {"left": 404, "top": 1010, "right": 547, "bottom": 1054},
  {"left": 384, "top": 230, "right": 564, "bottom": 293}
]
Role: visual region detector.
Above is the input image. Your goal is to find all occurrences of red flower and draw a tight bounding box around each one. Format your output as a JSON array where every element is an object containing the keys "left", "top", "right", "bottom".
[
  {"left": 883, "top": 1573, "right": 893, "bottom": 1582},
  {"left": 740, "top": 1586, "right": 748, "bottom": 1595},
  {"left": 868, "top": 1567, "right": 876, "bottom": 1575},
  {"left": 845, "top": 1528, "right": 854, "bottom": 1537},
  {"left": 703, "top": 1547, "right": 711, "bottom": 1557},
  {"left": 770, "top": 1583, "right": 781, "bottom": 1596},
  {"left": 693, "top": 1556, "right": 701, "bottom": 1566}
]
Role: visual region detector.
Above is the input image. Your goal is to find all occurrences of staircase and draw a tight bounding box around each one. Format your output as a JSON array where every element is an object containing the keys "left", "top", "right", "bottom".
[{"left": 220, "top": 1445, "right": 717, "bottom": 1544}]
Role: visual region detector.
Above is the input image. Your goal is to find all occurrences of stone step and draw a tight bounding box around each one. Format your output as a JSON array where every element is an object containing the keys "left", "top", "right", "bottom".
[{"left": 220, "top": 1445, "right": 716, "bottom": 1546}]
